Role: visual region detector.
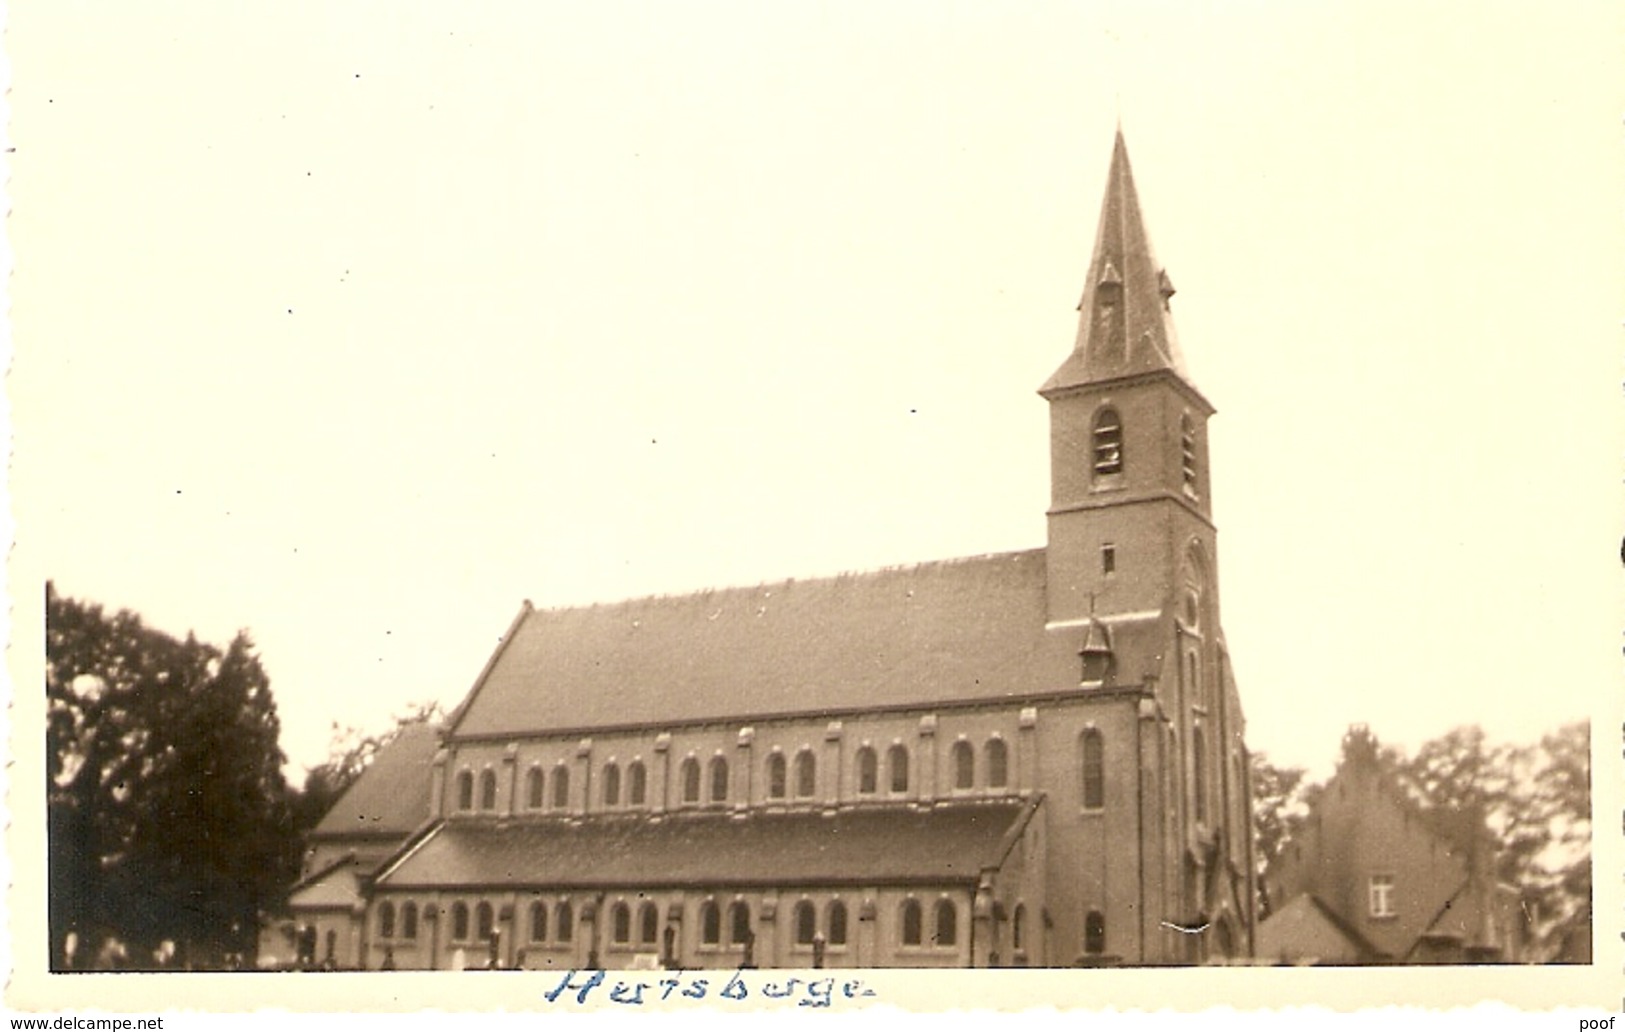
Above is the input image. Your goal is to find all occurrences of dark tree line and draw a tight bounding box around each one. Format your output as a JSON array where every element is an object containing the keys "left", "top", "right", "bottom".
[
  {"left": 47, "top": 584, "right": 304, "bottom": 970},
  {"left": 1251, "top": 722, "right": 1591, "bottom": 961}
]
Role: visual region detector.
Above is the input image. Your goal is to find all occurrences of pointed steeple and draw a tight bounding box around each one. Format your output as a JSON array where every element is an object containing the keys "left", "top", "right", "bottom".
[{"left": 1042, "top": 131, "right": 1190, "bottom": 394}]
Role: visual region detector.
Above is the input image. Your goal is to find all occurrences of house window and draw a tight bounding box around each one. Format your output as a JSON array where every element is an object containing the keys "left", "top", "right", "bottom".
[
  {"left": 1369, "top": 875, "right": 1396, "bottom": 918},
  {"left": 794, "top": 749, "right": 817, "bottom": 798},
  {"left": 526, "top": 767, "right": 544, "bottom": 809},
  {"left": 1181, "top": 414, "right": 1198, "bottom": 494},
  {"left": 551, "top": 766, "right": 571, "bottom": 810},
  {"left": 1092, "top": 408, "right": 1123, "bottom": 476},
  {"left": 1085, "top": 910, "right": 1106, "bottom": 955},
  {"left": 555, "top": 901, "right": 574, "bottom": 942},
  {"left": 901, "top": 899, "right": 923, "bottom": 946},
  {"left": 700, "top": 901, "right": 721, "bottom": 946},
  {"left": 1081, "top": 730, "right": 1105, "bottom": 809},
  {"left": 628, "top": 762, "right": 647, "bottom": 806},
  {"left": 828, "top": 901, "right": 848, "bottom": 947},
  {"left": 794, "top": 901, "right": 816, "bottom": 945},
  {"left": 612, "top": 903, "right": 631, "bottom": 944},
  {"left": 857, "top": 747, "right": 878, "bottom": 795},
  {"left": 729, "top": 901, "right": 752, "bottom": 946},
  {"left": 479, "top": 769, "right": 497, "bottom": 810},
  {"left": 709, "top": 756, "right": 729, "bottom": 803},
  {"left": 529, "top": 901, "right": 546, "bottom": 943},
  {"left": 888, "top": 745, "right": 910, "bottom": 793},
  {"left": 401, "top": 902, "right": 418, "bottom": 941},
  {"left": 476, "top": 901, "right": 494, "bottom": 943},
  {"left": 681, "top": 758, "right": 701, "bottom": 804},
  {"left": 934, "top": 899, "right": 958, "bottom": 948},
  {"left": 456, "top": 771, "right": 474, "bottom": 811},
  {"left": 986, "top": 737, "right": 1009, "bottom": 789},
  {"left": 1102, "top": 543, "right": 1116, "bottom": 575},
  {"left": 952, "top": 740, "right": 975, "bottom": 790},
  {"left": 603, "top": 763, "right": 621, "bottom": 807},
  {"left": 639, "top": 903, "right": 659, "bottom": 946},
  {"left": 1012, "top": 903, "right": 1025, "bottom": 951},
  {"left": 451, "top": 902, "right": 470, "bottom": 942},
  {"left": 377, "top": 901, "right": 396, "bottom": 939},
  {"left": 767, "top": 753, "right": 787, "bottom": 800},
  {"left": 1193, "top": 726, "right": 1208, "bottom": 823}
]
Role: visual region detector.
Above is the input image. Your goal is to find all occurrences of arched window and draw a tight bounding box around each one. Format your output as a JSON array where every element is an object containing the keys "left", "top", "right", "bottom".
[
  {"left": 456, "top": 771, "right": 474, "bottom": 811},
  {"left": 856, "top": 747, "right": 878, "bottom": 795},
  {"left": 794, "top": 901, "right": 816, "bottom": 945},
  {"left": 377, "top": 901, "right": 396, "bottom": 939},
  {"left": 402, "top": 902, "right": 418, "bottom": 941},
  {"left": 1092, "top": 407, "right": 1123, "bottom": 476},
  {"left": 709, "top": 756, "right": 729, "bottom": 803},
  {"left": 639, "top": 903, "right": 659, "bottom": 946},
  {"left": 680, "top": 757, "right": 701, "bottom": 804},
  {"left": 551, "top": 765, "right": 570, "bottom": 810},
  {"left": 952, "top": 740, "right": 975, "bottom": 790},
  {"left": 1085, "top": 910, "right": 1106, "bottom": 955},
  {"left": 767, "top": 753, "right": 787, "bottom": 800},
  {"left": 1012, "top": 903, "right": 1025, "bottom": 951},
  {"left": 476, "top": 901, "right": 494, "bottom": 942},
  {"left": 452, "top": 902, "right": 470, "bottom": 941},
  {"left": 794, "top": 749, "right": 817, "bottom": 798},
  {"left": 986, "top": 737, "right": 1009, "bottom": 789},
  {"left": 729, "top": 901, "right": 752, "bottom": 946},
  {"left": 529, "top": 901, "right": 547, "bottom": 943},
  {"left": 888, "top": 745, "right": 910, "bottom": 793},
  {"left": 555, "top": 901, "right": 573, "bottom": 942},
  {"left": 526, "top": 767, "right": 544, "bottom": 809},
  {"left": 934, "top": 899, "right": 958, "bottom": 947},
  {"left": 603, "top": 763, "right": 621, "bottom": 807},
  {"left": 628, "top": 762, "right": 647, "bottom": 806},
  {"left": 1193, "top": 725, "right": 1208, "bottom": 823},
  {"left": 1181, "top": 414, "right": 1198, "bottom": 493},
  {"left": 612, "top": 902, "right": 631, "bottom": 944},
  {"left": 1081, "top": 729, "right": 1105, "bottom": 809},
  {"left": 700, "top": 901, "right": 721, "bottom": 946},
  {"left": 900, "top": 899, "right": 923, "bottom": 946},
  {"left": 828, "top": 901, "right": 848, "bottom": 947},
  {"left": 479, "top": 769, "right": 497, "bottom": 810}
]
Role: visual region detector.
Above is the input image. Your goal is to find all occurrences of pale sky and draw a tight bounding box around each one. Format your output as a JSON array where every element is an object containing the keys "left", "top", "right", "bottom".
[{"left": 13, "top": 1, "right": 1623, "bottom": 782}]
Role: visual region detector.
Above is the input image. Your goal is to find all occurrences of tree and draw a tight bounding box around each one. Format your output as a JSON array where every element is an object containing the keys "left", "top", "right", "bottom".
[{"left": 46, "top": 584, "right": 300, "bottom": 969}]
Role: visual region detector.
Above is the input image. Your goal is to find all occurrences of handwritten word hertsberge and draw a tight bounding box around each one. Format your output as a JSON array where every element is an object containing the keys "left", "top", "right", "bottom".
[{"left": 542, "top": 969, "right": 878, "bottom": 1008}]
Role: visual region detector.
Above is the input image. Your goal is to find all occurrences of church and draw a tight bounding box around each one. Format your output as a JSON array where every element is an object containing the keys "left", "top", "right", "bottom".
[{"left": 277, "top": 131, "right": 1257, "bottom": 970}]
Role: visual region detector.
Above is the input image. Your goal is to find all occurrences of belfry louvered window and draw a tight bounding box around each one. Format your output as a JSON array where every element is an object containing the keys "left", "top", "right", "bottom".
[
  {"left": 1181, "top": 414, "right": 1198, "bottom": 493},
  {"left": 1092, "top": 408, "right": 1123, "bottom": 476}
]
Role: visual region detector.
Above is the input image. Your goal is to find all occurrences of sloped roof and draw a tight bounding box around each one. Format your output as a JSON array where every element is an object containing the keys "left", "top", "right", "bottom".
[
  {"left": 288, "top": 855, "right": 365, "bottom": 912},
  {"left": 452, "top": 550, "right": 1110, "bottom": 738},
  {"left": 313, "top": 722, "right": 441, "bottom": 838},
  {"left": 1256, "top": 893, "right": 1380, "bottom": 965},
  {"left": 376, "top": 801, "right": 1035, "bottom": 891}
]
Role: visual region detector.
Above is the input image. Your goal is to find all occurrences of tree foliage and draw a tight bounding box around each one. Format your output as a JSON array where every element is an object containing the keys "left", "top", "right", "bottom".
[{"left": 47, "top": 584, "right": 301, "bottom": 969}]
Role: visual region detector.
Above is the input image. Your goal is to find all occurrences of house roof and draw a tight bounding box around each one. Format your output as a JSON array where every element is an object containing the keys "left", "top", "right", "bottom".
[
  {"left": 375, "top": 800, "right": 1036, "bottom": 891},
  {"left": 313, "top": 721, "right": 441, "bottom": 839},
  {"left": 288, "top": 854, "right": 366, "bottom": 912},
  {"left": 1256, "top": 893, "right": 1381, "bottom": 965},
  {"left": 449, "top": 550, "right": 1154, "bottom": 739}
]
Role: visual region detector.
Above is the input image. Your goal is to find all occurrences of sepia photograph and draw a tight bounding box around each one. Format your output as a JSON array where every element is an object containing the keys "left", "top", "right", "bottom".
[{"left": 9, "top": 0, "right": 1622, "bottom": 1018}]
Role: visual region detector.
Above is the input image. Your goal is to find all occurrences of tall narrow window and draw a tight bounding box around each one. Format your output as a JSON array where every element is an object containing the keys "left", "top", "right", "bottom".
[
  {"left": 1193, "top": 726, "right": 1208, "bottom": 823},
  {"left": 1085, "top": 911, "right": 1106, "bottom": 954},
  {"left": 888, "top": 745, "right": 910, "bottom": 793},
  {"left": 1092, "top": 408, "right": 1123, "bottom": 476},
  {"left": 603, "top": 763, "right": 621, "bottom": 807},
  {"left": 709, "top": 756, "right": 729, "bottom": 803},
  {"left": 555, "top": 901, "right": 573, "bottom": 942},
  {"left": 1012, "top": 904, "right": 1025, "bottom": 951},
  {"left": 767, "top": 753, "right": 787, "bottom": 800},
  {"left": 1081, "top": 730, "right": 1105, "bottom": 809},
  {"left": 479, "top": 770, "right": 497, "bottom": 810},
  {"left": 476, "top": 901, "right": 494, "bottom": 942},
  {"left": 452, "top": 903, "right": 470, "bottom": 941},
  {"left": 952, "top": 740, "right": 975, "bottom": 790},
  {"left": 612, "top": 903, "right": 631, "bottom": 944},
  {"left": 729, "top": 901, "right": 752, "bottom": 946},
  {"left": 828, "top": 901, "right": 849, "bottom": 947},
  {"left": 551, "top": 766, "right": 570, "bottom": 810},
  {"left": 681, "top": 758, "right": 701, "bottom": 804},
  {"left": 529, "top": 901, "right": 546, "bottom": 943},
  {"left": 526, "top": 767, "right": 544, "bottom": 809},
  {"left": 1181, "top": 414, "right": 1198, "bottom": 493},
  {"left": 627, "top": 761, "right": 647, "bottom": 806},
  {"left": 700, "top": 901, "right": 721, "bottom": 946},
  {"left": 377, "top": 901, "right": 396, "bottom": 939},
  {"left": 794, "top": 901, "right": 816, "bottom": 945},
  {"left": 457, "top": 771, "right": 474, "bottom": 811},
  {"left": 1101, "top": 543, "right": 1117, "bottom": 575},
  {"left": 901, "top": 899, "right": 923, "bottom": 946},
  {"left": 856, "top": 747, "right": 878, "bottom": 795},
  {"left": 985, "top": 738, "right": 1009, "bottom": 789},
  {"left": 639, "top": 903, "right": 659, "bottom": 946},
  {"left": 1369, "top": 874, "right": 1396, "bottom": 918},
  {"left": 934, "top": 899, "right": 958, "bottom": 947},
  {"left": 794, "top": 749, "right": 817, "bottom": 798},
  {"left": 402, "top": 902, "right": 418, "bottom": 941}
]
